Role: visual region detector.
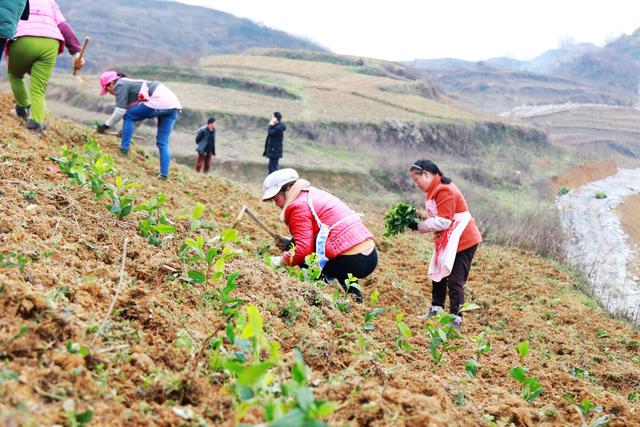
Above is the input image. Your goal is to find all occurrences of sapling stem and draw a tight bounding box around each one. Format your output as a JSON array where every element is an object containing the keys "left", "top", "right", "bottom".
[{"left": 91, "top": 238, "right": 128, "bottom": 347}]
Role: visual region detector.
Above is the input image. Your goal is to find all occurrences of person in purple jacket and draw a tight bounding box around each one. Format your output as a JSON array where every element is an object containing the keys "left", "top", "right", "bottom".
[{"left": 6, "top": 0, "right": 84, "bottom": 133}]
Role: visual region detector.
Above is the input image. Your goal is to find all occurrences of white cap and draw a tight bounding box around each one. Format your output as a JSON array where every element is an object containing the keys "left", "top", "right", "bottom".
[{"left": 261, "top": 168, "right": 299, "bottom": 201}]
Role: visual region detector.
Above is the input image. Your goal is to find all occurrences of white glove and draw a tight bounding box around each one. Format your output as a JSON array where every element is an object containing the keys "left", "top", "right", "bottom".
[
  {"left": 72, "top": 52, "right": 85, "bottom": 71},
  {"left": 270, "top": 256, "right": 283, "bottom": 267}
]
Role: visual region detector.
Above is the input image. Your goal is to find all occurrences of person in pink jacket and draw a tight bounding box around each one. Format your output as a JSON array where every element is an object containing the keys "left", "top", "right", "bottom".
[
  {"left": 262, "top": 168, "right": 377, "bottom": 303},
  {"left": 6, "top": 0, "right": 84, "bottom": 133}
]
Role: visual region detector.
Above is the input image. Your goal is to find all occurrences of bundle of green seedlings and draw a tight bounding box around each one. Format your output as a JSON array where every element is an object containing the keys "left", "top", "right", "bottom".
[{"left": 384, "top": 202, "right": 419, "bottom": 236}]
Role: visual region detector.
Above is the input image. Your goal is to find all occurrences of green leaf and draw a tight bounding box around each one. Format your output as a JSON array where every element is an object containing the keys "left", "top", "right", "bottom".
[
  {"left": 192, "top": 203, "right": 205, "bottom": 220},
  {"left": 509, "top": 366, "right": 527, "bottom": 383},
  {"left": 205, "top": 247, "right": 219, "bottom": 265},
  {"left": 241, "top": 305, "right": 263, "bottom": 340},
  {"left": 0, "top": 369, "right": 19, "bottom": 384},
  {"left": 236, "top": 361, "right": 273, "bottom": 386},
  {"left": 75, "top": 410, "right": 93, "bottom": 424},
  {"left": 397, "top": 321, "right": 412, "bottom": 338},
  {"left": 269, "top": 408, "right": 308, "bottom": 427},
  {"left": 152, "top": 224, "right": 175, "bottom": 233},
  {"left": 516, "top": 341, "right": 529, "bottom": 358},
  {"left": 370, "top": 290, "right": 380, "bottom": 306},
  {"left": 465, "top": 358, "right": 480, "bottom": 379},
  {"left": 220, "top": 228, "right": 238, "bottom": 243},
  {"left": 458, "top": 302, "right": 480, "bottom": 313},
  {"left": 315, "top": 400, "right": 339, "bottom": 418},
  {"left": 187, "top": 270, "right": 206, "bottom": 284}
]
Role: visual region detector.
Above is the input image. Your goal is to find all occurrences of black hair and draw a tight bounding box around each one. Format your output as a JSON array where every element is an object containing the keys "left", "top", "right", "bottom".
[
  {"left": 409, "top": 159, "right": 452, "bottom": 184},
  {"left": 207, "top": 117, "right": 216, "bottom": 124},
  {"left": 273, "top": 112, "right": 282, "bottom": 121},
  {"left": 278, "top": 181, "right": 295, "bottom": 195}
]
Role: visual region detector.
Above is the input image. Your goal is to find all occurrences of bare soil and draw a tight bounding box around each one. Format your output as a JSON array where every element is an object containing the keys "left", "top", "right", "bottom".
[
  {"left": 1, "top": 93, "right": 639, "bottom": 426},
  {"left": 617, "top": 194, "right": 640, "bottom": 279},
  {"left": 548, "top": 159, "right": 618, "bottom": 195}
]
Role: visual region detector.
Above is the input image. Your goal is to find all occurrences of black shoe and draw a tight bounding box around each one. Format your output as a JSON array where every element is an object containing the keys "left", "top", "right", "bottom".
[
  {"left": 15, "top": 105, "right": 30, "bottom": 121},
  {"left": 26, "top": 119, "right": 46, "bottom": 134},
  {"left": 159, "top": 175, "right": 168, "bottom": 181},
  {"left": 119, "top": 149, "right": 129, "bottom": 157}
]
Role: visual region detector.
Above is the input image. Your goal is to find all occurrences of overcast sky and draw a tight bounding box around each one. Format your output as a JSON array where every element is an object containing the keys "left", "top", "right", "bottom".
[{"left": 177, "top": 0, "right": 639, "bottom": 61}]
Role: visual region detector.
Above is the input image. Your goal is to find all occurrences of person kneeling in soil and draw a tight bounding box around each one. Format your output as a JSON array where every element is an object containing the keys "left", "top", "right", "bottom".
[
  {"left": 195, "top": 117, "right": 216, "bottom": 173},
  {"left": 408, "top": 160, "right": 482, "bottom": 329},
  {"left": 96, "top": 71, "right": 182, "bottom": 180},
  {"left": 262, "top": 168, "right": 377, "bottom": 303}
]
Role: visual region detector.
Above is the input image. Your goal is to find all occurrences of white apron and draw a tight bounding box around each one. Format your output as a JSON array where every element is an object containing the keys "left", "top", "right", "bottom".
[{"left": 428, "top": 211, "right": 471, "bottom": 282}]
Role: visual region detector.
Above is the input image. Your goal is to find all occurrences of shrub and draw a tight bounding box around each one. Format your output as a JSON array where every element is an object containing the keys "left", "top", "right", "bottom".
[{"left": 595, "top": 192, "right": 607, "bottom": 199}]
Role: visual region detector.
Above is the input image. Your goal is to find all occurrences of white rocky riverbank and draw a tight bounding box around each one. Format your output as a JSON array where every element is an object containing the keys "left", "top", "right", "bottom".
[{"left": 556, "top": 168, "right": 640, "bottom": 323}]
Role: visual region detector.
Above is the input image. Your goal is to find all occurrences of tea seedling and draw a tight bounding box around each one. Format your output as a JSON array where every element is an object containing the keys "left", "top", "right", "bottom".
[
  {"left": 395, "top": 313, "right": 414, "bottom": 352},
  {"left": 0, "top": 369, "right": 19, "bottom": 385},
  {"left": 0, "top": 252, "right": 31, "bottom": 273},
  {"left": 63, "top": 399, "right": 93, "bottom": 427},
  {"left": 105, "top": 176, "right": 139, "bottom": 220},
  {"left": 465, "top": 358, "right": 480, "bottom": 379},
  {"left": 424, "top": 309, "right": 463, "bottom": 365},
  {"left": 134, "top": 193, "right": 175, "bottom": 246},
  {"left": 562, "top": 395, "right": 603, "bottom": 417},
  {"left": 370, "top": 290, "right": 380, "bottom": 306},
  {"left": 384, "top": 202, "right": 418, "bottom": 236},
  {"left": 23, "top": 189, "right": 36, "bottom": 200},
  {"left": 558, "top": 187, "right": 570, "bottom": 196},
  {"left": 362, "top": 307, "right": 386, "bottom": 332},
  {"left": 509, "top": 341, "right": 543, "bottom": 403}
]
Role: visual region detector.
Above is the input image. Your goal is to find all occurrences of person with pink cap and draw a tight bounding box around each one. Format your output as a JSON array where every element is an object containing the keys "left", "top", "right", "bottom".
[
  {"left": 96, "top": 71, "right": 182, "bottom": 179},
  {"left": 5, "top": 0, "right": 84, "bottom": 134}
]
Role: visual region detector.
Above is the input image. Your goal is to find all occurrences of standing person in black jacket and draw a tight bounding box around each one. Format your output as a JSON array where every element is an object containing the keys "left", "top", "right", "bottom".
[
  {"left": 263, "top": 111, "right": 286, "bottom": 173},
  {"left": 195, "top": 117, "right": 216, "bottom": 173}
]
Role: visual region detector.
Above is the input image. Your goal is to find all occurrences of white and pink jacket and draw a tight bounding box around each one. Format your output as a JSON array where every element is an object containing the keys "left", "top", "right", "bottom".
[{"left": 14, "top": 0, "right": 80, "bottom": 54}]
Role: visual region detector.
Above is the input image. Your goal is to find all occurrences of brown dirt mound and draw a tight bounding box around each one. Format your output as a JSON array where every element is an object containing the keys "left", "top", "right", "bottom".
[
  {"left": 1, "top": 92, "right": 639, "bottom": 426},
  {"left": 548, "top": 160, "right": 617, "bottom": 196},
  {"left": 617, "top": 194, "right": 640, "bottom": 280}
]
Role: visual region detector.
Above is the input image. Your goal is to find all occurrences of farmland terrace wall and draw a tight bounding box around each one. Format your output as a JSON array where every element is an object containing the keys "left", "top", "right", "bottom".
[{"left": 47, "top": 85, "right": 548, "bottom": 156}]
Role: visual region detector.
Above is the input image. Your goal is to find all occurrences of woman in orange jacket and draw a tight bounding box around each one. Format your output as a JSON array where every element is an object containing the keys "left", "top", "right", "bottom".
[{"left": 408, "top": 159, "right": 482, "bottom": 329}]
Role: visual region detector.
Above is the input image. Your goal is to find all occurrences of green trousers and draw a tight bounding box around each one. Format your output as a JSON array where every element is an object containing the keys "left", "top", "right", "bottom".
[{"left": 8, "top": 36, "right": 60, "bottom": 124}]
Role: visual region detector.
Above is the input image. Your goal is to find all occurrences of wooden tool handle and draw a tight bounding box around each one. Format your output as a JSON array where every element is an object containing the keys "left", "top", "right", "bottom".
[
  {"left": 73, "top": 37, "right": 90, "bottom": 76},
  {"left": 245, "top": 207, "right": 281, "bottom": 240}
]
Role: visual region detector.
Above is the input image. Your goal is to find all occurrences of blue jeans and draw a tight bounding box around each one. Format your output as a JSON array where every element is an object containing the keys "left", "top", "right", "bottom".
[{"left": 121, "top": 104, "right": 179, "bottom": 177}]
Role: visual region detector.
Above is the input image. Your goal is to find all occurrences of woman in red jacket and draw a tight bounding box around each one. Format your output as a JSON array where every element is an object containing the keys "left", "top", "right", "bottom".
[
  {"left": 408, "top": 159, "right": 482, "bottom": 329},
  {"left": 262, "top": 168, "right": 377, "bottom": 303}
]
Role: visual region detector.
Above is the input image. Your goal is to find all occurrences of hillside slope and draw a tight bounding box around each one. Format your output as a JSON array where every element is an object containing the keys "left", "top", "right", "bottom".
[
  {"left": 54, "top": 0, "right": 324, "bottom": 69},
  {"left": 1, "top": 93, "right": 639, "bottom": 425}
]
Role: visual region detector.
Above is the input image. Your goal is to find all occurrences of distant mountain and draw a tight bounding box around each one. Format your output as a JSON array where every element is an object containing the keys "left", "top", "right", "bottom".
[
  {"left": 556, "top": 30, "right": 640, "bottom": 92},
  {"left": 55, "top": 0, "right": 325, "bottom": 69},
  {"left": 409, "top": 31, "right": 640, "bottom": 111}
]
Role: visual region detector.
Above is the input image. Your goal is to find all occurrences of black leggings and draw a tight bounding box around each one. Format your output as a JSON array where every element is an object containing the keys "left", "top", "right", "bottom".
[
  {"left": 323, "top": 248, "right": 378, "bottom": 302},
  {"left": 0, "top": 39, "right": 5, "bottom": 62},
  {"left": 432, "top": 244, "right": 478, "bottom": 315}
]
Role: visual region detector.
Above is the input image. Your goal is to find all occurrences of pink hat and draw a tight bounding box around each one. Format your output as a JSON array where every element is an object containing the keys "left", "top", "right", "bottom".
[{"left": 99, "top": 71, "right": 119, "bottom": 96}]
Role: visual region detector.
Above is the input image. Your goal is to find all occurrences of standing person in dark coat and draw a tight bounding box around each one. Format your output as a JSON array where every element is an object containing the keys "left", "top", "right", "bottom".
[
  {"left": 0, "top": 0, "right": 29, "bottom": 61},
  {"left": 195, "top": 117, "right": 216, "bottom": 173},
  {"left": 263, "top": 111, "right": 286, "bottom": 174}
]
